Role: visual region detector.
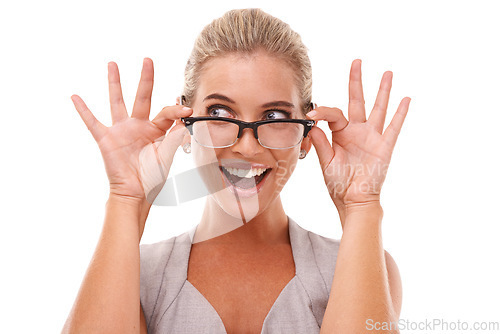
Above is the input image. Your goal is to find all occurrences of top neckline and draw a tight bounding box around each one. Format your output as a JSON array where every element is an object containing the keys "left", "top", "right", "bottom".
[
  {"left": 149, "top": 216, "right": 330, "bottom": 333},
  {"left": 183, "top": 216, "right": 301, "bottom": 333}
]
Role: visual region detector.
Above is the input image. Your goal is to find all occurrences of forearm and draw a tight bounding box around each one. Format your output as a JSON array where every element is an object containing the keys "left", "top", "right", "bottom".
[
  {"left": 139, "top": 199, "right": 152, "bottom": 237},
  {"left": 62, "top": 195, "right": 144, "bottom": 334},
  {"left": 321, "top": 202, "right": 398, "bottom": 334}
]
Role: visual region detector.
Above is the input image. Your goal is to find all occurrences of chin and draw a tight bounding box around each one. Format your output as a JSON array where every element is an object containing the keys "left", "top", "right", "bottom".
[
  {"left": 210, "top": 187, "right": 261, "bottom": 223},
  {"left": 205, "top": 162, "right": 285, "bottom": 223}
]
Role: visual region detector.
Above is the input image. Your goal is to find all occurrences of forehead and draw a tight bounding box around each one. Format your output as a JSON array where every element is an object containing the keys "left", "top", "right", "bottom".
[{"left": 196, "top": 52, "right": 300, "bottom": 107}]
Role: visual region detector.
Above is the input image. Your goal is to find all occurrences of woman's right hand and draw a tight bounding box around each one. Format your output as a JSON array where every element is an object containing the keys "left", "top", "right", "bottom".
[{"left": 71, "top": 58, "right": 192, "bottom": 202}]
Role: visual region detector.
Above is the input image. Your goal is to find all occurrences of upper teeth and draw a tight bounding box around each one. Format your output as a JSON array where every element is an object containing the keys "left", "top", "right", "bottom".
[{"left": 224, "top": 167, "right": 267, "bottom": 178}]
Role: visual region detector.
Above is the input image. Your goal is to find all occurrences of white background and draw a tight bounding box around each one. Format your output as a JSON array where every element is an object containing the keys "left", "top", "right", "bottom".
[{"left": 1, "top": 0, "right": 499, "bottom": 332}]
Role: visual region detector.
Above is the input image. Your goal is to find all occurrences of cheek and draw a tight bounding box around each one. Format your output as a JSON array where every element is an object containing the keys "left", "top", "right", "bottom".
[
  {"left": 192, "top": 145, "right": 227, "bottom": 194},
  {"left": 192, "top": 142, "right": 218, "bottom": 165},
  {"left": 272, "top": 149, "right": 300, "bottom": 181}
]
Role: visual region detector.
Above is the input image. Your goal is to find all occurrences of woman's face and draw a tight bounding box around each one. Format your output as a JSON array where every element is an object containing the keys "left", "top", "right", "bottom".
[{"left": 189, "top": 51, "right": 310, "bottom": 221}]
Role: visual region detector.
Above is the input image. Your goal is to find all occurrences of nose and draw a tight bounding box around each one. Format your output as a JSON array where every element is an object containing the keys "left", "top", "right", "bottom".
[{"left": 231, "top": 128, "right": 265, "bottom": 157}]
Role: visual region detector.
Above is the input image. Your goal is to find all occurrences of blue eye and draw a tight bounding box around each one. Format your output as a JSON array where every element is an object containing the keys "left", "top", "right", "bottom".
[
  {"left": 207, "top": 105, "right": 232, "bottom": 118},
  {"left": 265, "top": 110, "right": 291, "bottom": 120}
]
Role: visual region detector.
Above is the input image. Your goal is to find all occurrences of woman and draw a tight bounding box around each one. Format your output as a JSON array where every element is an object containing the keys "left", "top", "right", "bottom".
[{"left": 63, "top": 8, "right": 409, "bottom": 334}]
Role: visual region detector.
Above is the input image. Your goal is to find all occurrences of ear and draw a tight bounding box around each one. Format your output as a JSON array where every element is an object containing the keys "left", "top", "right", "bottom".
[
  {"left": 181, "top": 127, "right": 191, "bottom": 146},
  {"left": 173, "top": 118, "right": 191, "bottom": 146},
  {"left": 177, "top": 95, "right": 186, "bottom": 106},
  {"left": 300, "top": 135, "right": 312, "bottom": 154}
]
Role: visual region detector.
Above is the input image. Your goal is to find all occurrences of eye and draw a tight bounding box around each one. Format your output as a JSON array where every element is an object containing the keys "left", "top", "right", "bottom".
[
  {"left": 265, "top": 110, "right": 291, "bottom": 120},
  {"left": 206, "top": 105, "right": 232, "bottom": 118}
]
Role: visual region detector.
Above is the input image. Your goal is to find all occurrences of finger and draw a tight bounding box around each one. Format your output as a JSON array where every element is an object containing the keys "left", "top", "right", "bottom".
[
  {"left": 348, "top": 59, "right": 367, "bottom": 123},
  {"left": 368, "top": 71, "right": 393, "bottom": 133},
  {"left": 156, "top": 123, "right": 190, "bottom": 173},
  {"left": 308, "top": 126, "right": 335, "bottom": 172},
  {"left": 132, "top": 58, "right": 154, "bottom": 120},
  {"left": 71, "top": 95, "right": 107, "bottom": 142},
  {"left": 307, "top": 106, "right": 349, "bottom": 132},
  {"left": 108, "top": 61, "right": 128, "bottom": 124},
  {"left": 383, "top": 97, "right": 411, "bottom": 150},
  {"left": 139, "top": 128, "right": 184, "bottom": 204},
  {"left": 151, "top": 105, "right": 193, "bottom": 131}
]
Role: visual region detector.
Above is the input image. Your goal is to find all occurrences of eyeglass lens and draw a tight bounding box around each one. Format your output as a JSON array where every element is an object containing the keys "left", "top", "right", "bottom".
[{"left": 192, "top": 120, "right": 304, "bottom": 149}]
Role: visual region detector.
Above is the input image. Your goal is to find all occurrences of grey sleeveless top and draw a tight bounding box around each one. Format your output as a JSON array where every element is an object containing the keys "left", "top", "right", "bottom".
[{"left": 140, "top": 217, "right": 340, "bottom": 333}]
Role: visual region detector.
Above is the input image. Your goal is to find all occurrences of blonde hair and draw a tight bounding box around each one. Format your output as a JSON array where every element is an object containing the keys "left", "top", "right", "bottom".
[{"left": 183, "top": 8, "right": 312, "bottom": 114}]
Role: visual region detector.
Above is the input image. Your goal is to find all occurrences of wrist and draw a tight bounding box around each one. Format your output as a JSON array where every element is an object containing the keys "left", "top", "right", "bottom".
[
  {"left": 107, "top": 193, "right": 152, "bottom": 239},
  {"left": 341, "top": 201, "right": 384, "bottom": 234},
  {"left": 108, "top": 193, "right": 145, "bottom": 207},
  {"left": 106, "top": 193, "right": 143, "bottom": 225},
  {"left": 345, "top": 200, "right": 383, "bottom": 217},
  {"left": 333, "top": 199, "right": 347, "bottom": 225}
]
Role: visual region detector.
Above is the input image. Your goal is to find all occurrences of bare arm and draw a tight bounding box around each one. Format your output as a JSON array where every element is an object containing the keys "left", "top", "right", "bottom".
[
  {"left": 320, "top": 202, "right": 402, "bottom": 333},
  {"left": 64, "top": 58, "right": 192, "bottom": 333},
  {"left": 62, "top": 195, "right": 148, "bottom": 333},
  {"left": 307, "top": 59, "right": 410, "bottom": 333}
]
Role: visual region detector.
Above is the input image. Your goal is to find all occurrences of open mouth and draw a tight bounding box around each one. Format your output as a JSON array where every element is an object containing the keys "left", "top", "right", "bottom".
[{"left": 220, "top": 166, "right": 271, "bottom": 190}]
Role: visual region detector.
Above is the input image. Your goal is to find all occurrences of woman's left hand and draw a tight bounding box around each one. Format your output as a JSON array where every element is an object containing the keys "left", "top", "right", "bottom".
[{"left": 307, "top": 59, "right": 411, "bottom": 213}]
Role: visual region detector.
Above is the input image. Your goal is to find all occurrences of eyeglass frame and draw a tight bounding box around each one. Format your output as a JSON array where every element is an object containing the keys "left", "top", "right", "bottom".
[{"left": 181, "top": 116, "right": 315, "bottom": 150}]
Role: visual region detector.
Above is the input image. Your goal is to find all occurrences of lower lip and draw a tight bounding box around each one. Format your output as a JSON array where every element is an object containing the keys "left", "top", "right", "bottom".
[{"left": 219, "top": 167, "right": 271, "bottom": 199}]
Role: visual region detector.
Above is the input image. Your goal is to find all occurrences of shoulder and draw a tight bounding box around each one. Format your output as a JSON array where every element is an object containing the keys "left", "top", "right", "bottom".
[
  {"left": 306, "top": 228, "right": 341, "bottom": 256},
  {"left": 289, "top": 218, "right": 341, "bottom": 290},
  {"left": 291, "top": 218, "right": 340, "bottom": 261},
  {"left": 140, "top": 236, "right": 178, "bottom": 257},
  {"left": 384, "top": 250, "right": 403, "bottom": 317},
  {"left": 139, "top": 236, "right": 179, "bottom": 294},
  {"left": 139, "top": 230, "right": 194, "bottom": 328},
  {"left": 305, "top": 227, "right": 341, "bottom": 288},
  {"left": 140, "top": 226, "right": 196, "bottom": 275}
]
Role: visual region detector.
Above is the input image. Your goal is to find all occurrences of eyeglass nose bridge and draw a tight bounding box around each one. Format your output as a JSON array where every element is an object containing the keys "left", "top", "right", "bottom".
[{"left": 235, "top": 121, "right": 260, "bottom": 140}]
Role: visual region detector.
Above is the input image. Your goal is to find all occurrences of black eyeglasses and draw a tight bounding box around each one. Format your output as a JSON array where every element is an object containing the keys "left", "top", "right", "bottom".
[{"left": 181, "top": 117, "right": 315, "bottom": 150}]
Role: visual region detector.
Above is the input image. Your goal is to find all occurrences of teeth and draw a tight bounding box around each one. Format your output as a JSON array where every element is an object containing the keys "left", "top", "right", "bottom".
[{"left": 224, "top": 167, "right": 267, "bottom": 178}]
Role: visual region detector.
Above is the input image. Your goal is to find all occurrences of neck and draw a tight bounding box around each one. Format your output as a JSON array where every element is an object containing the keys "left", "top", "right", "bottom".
[{"left": 193, "top": 194, "right": 290, "bottom": 246}]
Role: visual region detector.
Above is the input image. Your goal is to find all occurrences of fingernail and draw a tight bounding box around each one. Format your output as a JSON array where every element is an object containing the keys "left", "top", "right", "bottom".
[
  {"left": 182, "top": 107, "right": 192, "bottom": 112},
  {"left": 306, "top": 110, "right": 317, "bottom": 118}
]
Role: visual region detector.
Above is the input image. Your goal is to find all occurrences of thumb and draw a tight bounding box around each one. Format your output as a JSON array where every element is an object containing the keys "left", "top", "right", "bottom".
[
  {"left": 308, "top": 127, "right": 335, "bottom": 172},
  {"left": 155, "top": 123, "right": 189, "bottom": 173},
  {"left": 139, "top": 124, "right": 189, "bottom": 204}
]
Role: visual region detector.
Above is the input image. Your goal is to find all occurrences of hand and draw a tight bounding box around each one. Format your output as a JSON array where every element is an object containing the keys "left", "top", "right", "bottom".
[
  {"left": 71, "top": 58, "right": 192, "bottom": 201},
  {"left": 307, "top": 59, "right": 411, "bottom": 212}
]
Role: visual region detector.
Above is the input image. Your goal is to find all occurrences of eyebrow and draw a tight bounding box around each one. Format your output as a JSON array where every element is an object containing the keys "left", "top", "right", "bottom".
[
  {"left": 203, "top": 93, "right": 235, "bottom": 104},
  {"left": 261, "top": 101, "right": 295, "bottom": 109},
  {"left": 203, "top": 93, "right": 295, "bottom": 109}
]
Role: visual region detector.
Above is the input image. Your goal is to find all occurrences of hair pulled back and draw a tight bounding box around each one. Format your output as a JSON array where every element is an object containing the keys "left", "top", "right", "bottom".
[{"left": 183, "top": 8, "right": 312, "bottom": 114}]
